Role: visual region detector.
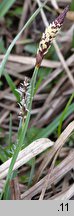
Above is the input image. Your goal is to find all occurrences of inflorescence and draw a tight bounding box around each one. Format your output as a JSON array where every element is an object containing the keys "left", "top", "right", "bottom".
[
  {"left": 36, "top": 5, "right": 69, "bottom": 67},
  {"left": 17, "top": 5, "right": 69, "bottom": 122},
  {"left": 17, "top": 77, "right": 30, "bottom": 121}
]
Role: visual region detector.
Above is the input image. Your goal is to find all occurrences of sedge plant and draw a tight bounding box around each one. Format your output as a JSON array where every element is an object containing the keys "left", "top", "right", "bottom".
[{"left": 0, "top": 5, "right": 69, "bottom": 199}]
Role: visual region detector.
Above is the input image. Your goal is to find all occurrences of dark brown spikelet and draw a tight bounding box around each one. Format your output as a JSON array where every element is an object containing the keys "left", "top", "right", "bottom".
[
  {"left": 36, "top": 5, "right": 69, "bottom": 67},
  {"left": 17, "top": 77, "right": 30, "bottom": 121},
  {"left": 55, "top": 5, "right": 69, "bottom": 25}
]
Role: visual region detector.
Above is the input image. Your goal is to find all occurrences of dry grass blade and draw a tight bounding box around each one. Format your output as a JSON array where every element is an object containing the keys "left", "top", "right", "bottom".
[
  {"left": 34, "top": 121, "right": 74, "bottom": 183},
  {"left": 16, "top": 0, "right": 31, "bottom": 53},
  {"left": 37, "top": 54, "right": 74, "bottom": 94},
  {"left": 33, "top": 75, "right": 68, "bottom": 125},
  {"left": 0, "top": 111, "right": 10, "bottom": 124},
  {"left": 10, "top": 177, "right": 21, "bottom": 200},
  {"left": 53, "top": 40, "right": 74, "bottom": 87},
  {"left": 0, "top": 55, "right": 61, "bottom": 68},
  {"left": 21, "top": 150, "right": 74, "bottom": 200},
  {"left": 0, "top": 138, "right": 54, "bottom": 180},
  {"left": 54, "top": 184, "right": 74, "bottom": 200},
  {"left": 39, "top": 145, "right": 63, "bottom": 200}
]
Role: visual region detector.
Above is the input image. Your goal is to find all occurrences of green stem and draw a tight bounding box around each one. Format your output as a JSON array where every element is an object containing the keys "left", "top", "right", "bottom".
[{"left": 0, "top": 66, "right": 39, "bottom": 199}]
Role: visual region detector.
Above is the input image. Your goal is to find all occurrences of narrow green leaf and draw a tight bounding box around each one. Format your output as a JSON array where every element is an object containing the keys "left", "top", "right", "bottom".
[
  {"left": 0, "top": 4, "right": 45, "bottom": 77},
  {"left": 8, "top": 114, "right": 12, "bottom": 145},
  {"left": 28, "top": 158, "right": 35, "bottom": 186},
  {"left": 35, "top": 103, "right": 74, "bottom": 139},
  {"left": 58, "top": 93, "right": 74, "bottom": 136},
  {"left": 4, "top": 73, "right": 20, "bottom": 102},
  {"left": 0, "top": 0, "right": 16, "bottom": 17},
  {"left": 70, "top": 0, "right": 74, "bottom": 11},
  {"left": 0, "top": 146, "right": 8, "bottom": 163}
]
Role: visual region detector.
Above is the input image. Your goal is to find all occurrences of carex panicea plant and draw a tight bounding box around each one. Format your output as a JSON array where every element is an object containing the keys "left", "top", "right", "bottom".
[{"left": 0, "top": 5, "right": 69, "bottom": 199}]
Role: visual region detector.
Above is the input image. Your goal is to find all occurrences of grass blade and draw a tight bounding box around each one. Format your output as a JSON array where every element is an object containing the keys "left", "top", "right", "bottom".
[
  {"left": 0, "top": 4, "right": 44, "bottom": 77},
  {"left": 58, "top": 93, "right": 74, "bottom": 136},
  {"left": 0, "top": 0, "right": 16, "bottom": 17},
  {"left": 5, "top": 72, "right": 20, "bottom": 101},
  {"left": 36, "top": 103, "right": 74, "bottom": 139}
]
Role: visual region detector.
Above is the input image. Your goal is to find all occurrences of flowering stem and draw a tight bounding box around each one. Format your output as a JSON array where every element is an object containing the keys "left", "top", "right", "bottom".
[
  {"left": 0, "top": 65, "right": 39, "bottom": 199},
  {"left": 0, "top": 5, "right": 69, "bottom": 199}
]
